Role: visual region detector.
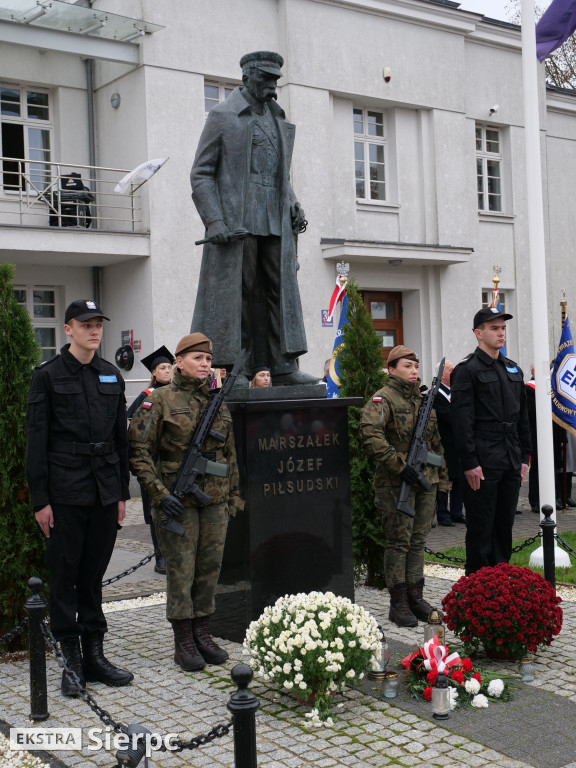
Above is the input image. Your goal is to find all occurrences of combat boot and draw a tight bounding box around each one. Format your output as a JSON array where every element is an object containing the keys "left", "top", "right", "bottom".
[
  {"left": 407, "top": 578, "right": 442, "bottom": 623},
  {"left": 59, "top": 637, "right": 85, "bottom": 697},
  {"left": 171, "top": 619, "right": 206, "bottom": 671},
  {"left": 388, "top": 583, "right": 418, "bottom": 628},
  {"left": 81, "top": 632, "right": 134, "bottom": 686},
  {"left": 192, "top": 616, "right": 229, "bottom": 664}
]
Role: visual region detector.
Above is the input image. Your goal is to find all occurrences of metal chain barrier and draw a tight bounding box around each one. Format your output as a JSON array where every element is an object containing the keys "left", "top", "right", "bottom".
[
  {"left": 555, "top": 533, "right": 576, "bottom": 561},
  {"left": 0, "top": 617, "right": 28, "bottom": 647},
  {"left": 40, "top": 618, "right": 233, "bottom": 752},
  {"left": 425, "top": 532, "right": 542, "bottom": 564},
  {"left": 101, "top": 553, "right": 155, "bottom": 587}
]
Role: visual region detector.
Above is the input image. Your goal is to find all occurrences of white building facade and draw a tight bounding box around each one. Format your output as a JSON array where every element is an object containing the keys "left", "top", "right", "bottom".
[{"left": 2, "top": 0, "right": 575, "bottom": 396}]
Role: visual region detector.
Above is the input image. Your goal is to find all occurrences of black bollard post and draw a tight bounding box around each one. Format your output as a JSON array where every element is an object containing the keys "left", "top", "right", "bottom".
[
  {"left": 25, "top": 576, "right": 49, "bottom": 721},
  {"left": 227, "top": 664, "right": 259, "bottom": 768},
  {"left": 540, "top": 504, "right": 556, "bottom": 591}
]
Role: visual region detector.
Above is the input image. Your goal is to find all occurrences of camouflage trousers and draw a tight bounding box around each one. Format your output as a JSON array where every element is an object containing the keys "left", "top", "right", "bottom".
[
  {"left": 151, "top": 502, "right": 229, "bottom": 621},
  {"left": 375, "top": 484, "right": 437, "bottom": 587}
]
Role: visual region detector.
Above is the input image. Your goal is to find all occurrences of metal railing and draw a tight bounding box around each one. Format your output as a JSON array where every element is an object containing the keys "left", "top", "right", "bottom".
[{"left": 0, "top": 157, "right": 143, "bottom": 232}]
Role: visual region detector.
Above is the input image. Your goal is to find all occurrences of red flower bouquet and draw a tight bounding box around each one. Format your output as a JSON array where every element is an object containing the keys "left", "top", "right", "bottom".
[{"left": 442, "top": 563, "right": 563, "bottom": 659}]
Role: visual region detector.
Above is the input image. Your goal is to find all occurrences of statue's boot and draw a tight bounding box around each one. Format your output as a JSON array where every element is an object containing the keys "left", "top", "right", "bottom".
[{"left": 272, "top": 370, "right": 319, "bottom": 386}]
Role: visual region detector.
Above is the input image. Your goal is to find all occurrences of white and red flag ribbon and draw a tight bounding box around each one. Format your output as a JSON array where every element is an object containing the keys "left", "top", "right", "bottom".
[
  {"left": 327, "top": 276, "right": 347, "bottom": 322},
  {"left": 422, "top": 636, "right": 461, "bottom": 674}
]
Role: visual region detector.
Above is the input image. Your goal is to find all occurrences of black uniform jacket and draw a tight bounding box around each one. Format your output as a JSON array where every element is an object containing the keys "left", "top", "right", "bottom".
[
  {"left": 26, "top": 345, "right": 130, "bottom": 508},
  {"left": 450, "top": 347, "right": 531, "bottom": 473},
  {"left": 433, "top": 384, "right": 460, "bottom": 478}
]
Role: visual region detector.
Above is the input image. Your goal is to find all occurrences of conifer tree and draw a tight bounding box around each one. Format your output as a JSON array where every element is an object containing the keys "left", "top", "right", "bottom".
[
  {"left": 337, "top": 277, "right": 388, "bottom": 586},
  {"left": 0, "top": 264, "right": 46, "bottom": 645}
]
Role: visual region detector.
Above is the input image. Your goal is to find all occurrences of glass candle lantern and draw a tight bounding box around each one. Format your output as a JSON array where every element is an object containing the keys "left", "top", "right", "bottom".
[
  {"left": 431, "top": 670, "right": 450, "bottom": 720},
  {"left": 382, "top": 671, "right": 398, "bottom": 699},
  {"left": 424, "top": 622, "right": 445, "bottom": 645},
  {"left": 518, "top": 657, "right": 536, "bottom": 682}
]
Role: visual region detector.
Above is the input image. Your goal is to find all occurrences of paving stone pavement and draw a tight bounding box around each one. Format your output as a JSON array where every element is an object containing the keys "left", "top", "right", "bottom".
[{"left": 3, "top": 494, "right": 576, "bottom": 768}]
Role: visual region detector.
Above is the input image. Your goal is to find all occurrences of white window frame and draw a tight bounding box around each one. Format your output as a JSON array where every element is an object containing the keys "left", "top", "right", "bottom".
[
  {"left": 354, "top": 107, "right": 387, "bottom": 202},
  {"left": 15, "top": 285, "right": 61, "bottom": 362},
  {"left": 0, "top": 83, "right": 52, "bottom": 197},
  {"left": 204, "top": 80, "right": 237, "bottom": 117},
  {"left": 476, "top": 124, "right": 503, "bottom": 213}
]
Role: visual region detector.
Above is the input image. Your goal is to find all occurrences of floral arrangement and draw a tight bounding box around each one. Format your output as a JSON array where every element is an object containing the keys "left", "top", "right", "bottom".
[
  {"left": 402, "top": 637, "right": 514, "bottom": 709},
  {"left": 243, "top": 591, "right": 380, "bottom": 721},
  {"left": 441, "top": 563, "right": 563, "bottom": 660}
]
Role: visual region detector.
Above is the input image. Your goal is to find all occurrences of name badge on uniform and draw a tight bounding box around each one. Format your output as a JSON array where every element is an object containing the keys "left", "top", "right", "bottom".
[
  {"left": 99, "top": 374, "right": 118, "bottom": 383},
  {"left": 505, "top": 366, "right": 518, "bottom": 373}
]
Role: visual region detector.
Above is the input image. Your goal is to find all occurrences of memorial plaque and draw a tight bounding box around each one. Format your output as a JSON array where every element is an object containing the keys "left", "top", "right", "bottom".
[{"left": 211, "top": 397, "right": 360, "bottom": 643}]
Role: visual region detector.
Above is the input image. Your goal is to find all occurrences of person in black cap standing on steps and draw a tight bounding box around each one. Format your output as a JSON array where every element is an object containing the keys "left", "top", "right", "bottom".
[
  {"left": 26, "top": 299, "right": 133, "bottom": 697},
  {"left": 450, "top": 307, "right": 531, "bottom": 575}
]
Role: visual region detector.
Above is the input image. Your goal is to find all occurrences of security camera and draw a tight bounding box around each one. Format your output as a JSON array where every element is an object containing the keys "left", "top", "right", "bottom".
[
  {"left": 489, "top": 104, "right": 499, "bottom": 114},
  {"left": 383, "top": 67, "right": 392, "bottom": 83}
]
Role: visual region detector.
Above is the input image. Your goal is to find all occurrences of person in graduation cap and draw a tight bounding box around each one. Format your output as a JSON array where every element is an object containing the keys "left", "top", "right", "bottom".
[
  {"left": 249, "top": 365, "right": 271, "bottom": 388},
  {"left": 127, "top": 345, "right": 175, "bottom": 574}
]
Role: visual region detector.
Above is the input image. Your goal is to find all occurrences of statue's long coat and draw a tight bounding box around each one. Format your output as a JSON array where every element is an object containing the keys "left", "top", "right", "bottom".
[{"left": 190, "top": 87, "right": 307, "bottom": 366}]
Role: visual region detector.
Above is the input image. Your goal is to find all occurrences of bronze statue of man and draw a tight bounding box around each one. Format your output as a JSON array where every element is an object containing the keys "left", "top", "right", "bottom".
[{"left": 190, "top": 51, "right": 317, "bottom": 387}]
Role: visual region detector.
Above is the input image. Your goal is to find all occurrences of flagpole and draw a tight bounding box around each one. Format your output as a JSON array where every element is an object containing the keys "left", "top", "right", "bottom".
[{"left": 521, "top": 0, "right": 557, "bottom": 520}]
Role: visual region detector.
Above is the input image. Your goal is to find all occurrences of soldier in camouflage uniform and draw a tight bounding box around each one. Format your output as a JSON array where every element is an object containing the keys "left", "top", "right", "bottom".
[
  {"left": 129, "top": 332, "right": 243, "bottom": 671},
  {"left": 360, "top": 345, "right": 451, "bottom": 628}
]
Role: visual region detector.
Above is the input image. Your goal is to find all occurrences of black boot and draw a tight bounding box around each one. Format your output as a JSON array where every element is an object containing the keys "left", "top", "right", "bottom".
[
  {"left": 171, "top": 619, "right": 206, "bottom": 671},
  {"left": 192, "top": 616, "right": 229, "bottom": 664},
  {"left": 388, "top": 583, "right": 418, "bottom": 628},
  {"left": 81, "top": 632, "right": 134, "bottom": 687},
  {"left": 407, "top": 578, "right": 442, "bottom": 623},
  {"left": 59, "top": 638, "right": 86, "bottom": 698}
]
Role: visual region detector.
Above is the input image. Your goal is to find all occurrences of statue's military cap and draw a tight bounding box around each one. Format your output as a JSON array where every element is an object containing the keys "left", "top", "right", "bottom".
[{"left": 239, "top": 51, "right": 284, "bottom": 77}]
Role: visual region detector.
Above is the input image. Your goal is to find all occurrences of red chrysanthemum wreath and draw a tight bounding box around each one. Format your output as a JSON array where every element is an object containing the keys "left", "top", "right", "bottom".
[{"left": 442, "top": 563, "right": 563, "bottom": 659}]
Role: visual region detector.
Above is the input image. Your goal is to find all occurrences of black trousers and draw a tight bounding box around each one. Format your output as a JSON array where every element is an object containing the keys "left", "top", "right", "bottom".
[
  {"left": 45, "top": 502, "right": 118, "bottom": 640},
  {"left": 462, "top": 463, "right": 521, "bottom": 575}
]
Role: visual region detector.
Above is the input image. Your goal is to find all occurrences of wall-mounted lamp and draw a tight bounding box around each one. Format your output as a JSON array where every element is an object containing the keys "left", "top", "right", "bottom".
[
  {"left": 383, "top": 67, "right": 392, "bottom": 83},
  {"left": 110, "top": 93, "right": 121, "bottom": 110},
  {"left": 388, "top": 259, "right": 403, "bottom": 267},
  {"left": 489, "top": 104, "right": 499, "bottom": 115}
]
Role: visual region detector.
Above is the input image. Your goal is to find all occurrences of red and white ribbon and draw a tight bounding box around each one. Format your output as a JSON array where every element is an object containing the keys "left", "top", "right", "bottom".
[
  {"left": 422, "top": 636, "right": 461, "bottom": 674},
  {"left": 327, "top": 276, "right": 347, "bottom": 321}
]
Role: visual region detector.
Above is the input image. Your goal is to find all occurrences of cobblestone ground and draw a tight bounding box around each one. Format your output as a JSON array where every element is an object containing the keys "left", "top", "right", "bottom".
[
  {"left": 3, "top": 495, "right": 576, "bottom": 768},
  {"left": 4, "top": 571, "right": 575, "bottom": 768}
]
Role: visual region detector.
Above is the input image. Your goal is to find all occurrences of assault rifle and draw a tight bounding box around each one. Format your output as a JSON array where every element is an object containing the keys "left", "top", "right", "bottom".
[
  {"left": 160, "top": 349, "right": 245, "bottom": 535},
  {"left": 396, "top": 357, "right": 445, "bottom": 518}
]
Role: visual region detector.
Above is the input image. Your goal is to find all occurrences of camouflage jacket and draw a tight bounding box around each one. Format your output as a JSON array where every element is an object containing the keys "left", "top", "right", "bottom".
[
  {"left": 359, "top": 374, "right": 450, "bottom": 491},
  {"left": 128, "top": 370, "right": 244, "bottom": 514}
]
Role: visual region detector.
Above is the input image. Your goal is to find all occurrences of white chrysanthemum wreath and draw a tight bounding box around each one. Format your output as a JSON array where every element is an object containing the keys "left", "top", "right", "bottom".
[{"left": 243, "top": 591, "right": 381, "bottom": 722}]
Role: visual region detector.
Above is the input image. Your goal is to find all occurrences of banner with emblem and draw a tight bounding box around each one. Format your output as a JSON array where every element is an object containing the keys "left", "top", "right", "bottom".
[
  {"left": 326, "top": 293, "right": 348, "bottom": 399},
  {"left": 551, "top": 314, "right": 576, "bottom": 436}
]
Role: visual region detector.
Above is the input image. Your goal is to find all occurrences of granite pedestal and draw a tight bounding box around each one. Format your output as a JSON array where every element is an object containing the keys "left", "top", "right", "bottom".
[{"left": 211, "top": 395, "right": 361, "bottom": 643}]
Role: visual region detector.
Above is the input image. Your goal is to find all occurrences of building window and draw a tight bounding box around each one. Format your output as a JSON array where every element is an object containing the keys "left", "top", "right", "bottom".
[
  {"left": 204, "top": 82, "right": 235, "bottom": 115},
  {"left": 362, "top": 291, "right": 403, "bottom": 362},
  {"left": 354, "top": 108, "right": 386, "bottom": 201},
  {"left": 1, "top": 85, "right": 51, "bottom": 195},
  {"left": 481, "top": 289, "right": 506, "bottom": 312},
  {"left": 476, "top": 124, "right": 502, "bottom": 212},
  {"left": 15, "top": 286, "right": 59, "bottom": 362}
]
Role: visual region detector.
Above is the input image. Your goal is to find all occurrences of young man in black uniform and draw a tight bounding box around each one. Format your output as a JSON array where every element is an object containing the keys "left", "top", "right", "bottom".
[
  {"left": 26, "top": 299, "right": 133, "bottom": 696},
  {"left": 450, "top": 308, "right": 531, "bottom": 575}
]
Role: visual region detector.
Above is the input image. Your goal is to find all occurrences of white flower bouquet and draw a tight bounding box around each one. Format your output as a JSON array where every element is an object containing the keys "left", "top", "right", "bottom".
[{"left": 243, "top": 591, "right": 381, "bottom": 720}]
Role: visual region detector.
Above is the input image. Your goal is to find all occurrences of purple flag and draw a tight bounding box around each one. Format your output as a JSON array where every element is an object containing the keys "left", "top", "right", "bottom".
[{"left": 536, "top": 0, "right": 576, "bottom": 62}]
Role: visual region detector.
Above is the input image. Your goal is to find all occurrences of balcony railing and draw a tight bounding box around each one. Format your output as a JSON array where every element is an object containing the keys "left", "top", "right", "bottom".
[{"left": 0, "top": 157, "right": 144, "bottom": 232}]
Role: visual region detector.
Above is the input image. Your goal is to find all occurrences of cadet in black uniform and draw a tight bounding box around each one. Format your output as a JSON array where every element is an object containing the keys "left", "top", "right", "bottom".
[
  {"left": 26, "top": 299, "right": 133, "bottom": 697},
  {"left": 450, "top": 307, "right": 531, "bottom": 575}
]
